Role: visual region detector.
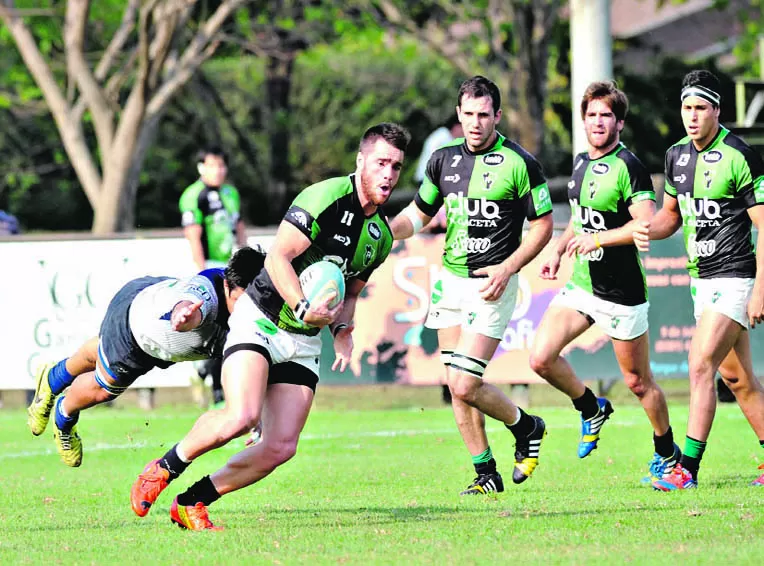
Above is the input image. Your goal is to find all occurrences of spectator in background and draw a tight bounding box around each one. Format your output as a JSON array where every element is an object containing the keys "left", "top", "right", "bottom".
[
  {"left": 179, "top": 147, "right": 248, "bottom": 408},
  {"left": 0, "top": 210, "right": 20, "bottom": 236},
  {"left": 413, "top": 113, "right": 463, "bottom": 187}
]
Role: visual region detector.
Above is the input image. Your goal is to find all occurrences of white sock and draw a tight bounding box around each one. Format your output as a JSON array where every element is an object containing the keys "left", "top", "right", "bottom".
[
  {"left": 507, "top": 407, "right": 521, "bottom": 427},
  {"left": 175, "top": 442, "right": 191, "bottom": 463},
  {"left": 58, "top": 399, "right": 70, "bottom": 419}
]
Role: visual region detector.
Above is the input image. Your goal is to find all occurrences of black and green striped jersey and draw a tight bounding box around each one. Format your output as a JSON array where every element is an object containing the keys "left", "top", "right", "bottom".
[
  {"left": 246, "top": 174, "right": 393, "bottom": 335},
  {"left": 414, "top": 133, "right": 552, "bottom": 277},
  {"left": 664, "top": 126, "right": 764, "bottom": 279},
  {"left": 179, "top": 181, "right": 241, "bottom": 263},
  {"left": 568, "top": 143, "right": 655, "bottom": 306}
]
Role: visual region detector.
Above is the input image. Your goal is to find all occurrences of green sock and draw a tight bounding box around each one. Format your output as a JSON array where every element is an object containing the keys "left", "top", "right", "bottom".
[
  {"left": 680, "top": 436, "right": 706, "bottom": 479},
  {"left": 684, "top": 437, "right": 707, "bottom": 460},
  {"left": 471, "top": 447, "right": 493, "bottom": 465}
]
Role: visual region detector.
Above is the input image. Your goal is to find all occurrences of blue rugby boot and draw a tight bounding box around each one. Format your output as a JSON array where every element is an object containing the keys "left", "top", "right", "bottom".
[{"left": 578, "top": 397, "right": 614, "bottom": 458}]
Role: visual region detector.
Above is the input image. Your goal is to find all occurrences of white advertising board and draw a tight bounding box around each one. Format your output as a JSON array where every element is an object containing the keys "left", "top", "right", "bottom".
[{"left": 0, "top": 235, "right": 272, "bottom": 390}]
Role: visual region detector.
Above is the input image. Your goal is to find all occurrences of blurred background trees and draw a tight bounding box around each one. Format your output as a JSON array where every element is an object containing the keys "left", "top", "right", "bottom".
[{"left": 0, "top": 0, "right": 761, "bottom": 233}]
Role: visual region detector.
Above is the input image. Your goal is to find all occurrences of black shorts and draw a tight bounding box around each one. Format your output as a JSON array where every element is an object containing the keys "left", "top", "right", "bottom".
[{"left": 98, "top": 276, "right": 173, "bottom": 387}]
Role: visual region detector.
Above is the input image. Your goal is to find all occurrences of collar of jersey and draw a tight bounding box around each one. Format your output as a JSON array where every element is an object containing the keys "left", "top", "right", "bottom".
[
  {"left": 691, "top": 125, "right": 727, "bottom": 154},
  {"left": 583, "top": 141, "right": 624, "bottom": 162},
  {"left": 463, "top": 132, "right": 505, "bottom": 156}
]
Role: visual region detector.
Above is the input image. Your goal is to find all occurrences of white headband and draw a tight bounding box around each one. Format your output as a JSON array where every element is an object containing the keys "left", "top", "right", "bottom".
[{"left": 681, "top": 85, "right": 720, "bottom": 107}]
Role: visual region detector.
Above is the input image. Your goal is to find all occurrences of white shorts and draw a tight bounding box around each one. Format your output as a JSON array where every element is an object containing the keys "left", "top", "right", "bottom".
[
  {"left": 424, "top": 268, "right": 519, "bottom": 340},
  {"left": 224, "top": 294, "right": 322, "bottom": 378},
  {"left": 690, "top": 277, "right": 754, "bottom": 329},
  {"left": 550, "top": 283, "right": 649, "bottom": 341}
]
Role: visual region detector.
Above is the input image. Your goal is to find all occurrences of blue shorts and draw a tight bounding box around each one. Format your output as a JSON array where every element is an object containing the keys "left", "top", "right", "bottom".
[{"left": 98, "top": 276, "right": 173, "bottom": 387}]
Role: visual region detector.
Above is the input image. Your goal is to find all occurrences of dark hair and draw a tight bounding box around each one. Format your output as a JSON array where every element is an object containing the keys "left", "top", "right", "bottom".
[
  {"left": 359, "top": 122, "right": 411, "bottom": 153},
  {"left": 580, "top": 80, "right": 629, "bottom": 121},
  {"left": 225, "top": 246, "right": 265, "bottom": 290},
  {"left": 196, "top": 146, "right": 227, "bottom": 165},
  {"left": 682, "top": 70, "right": 722, "bottom": 106},
  {"left": 457, "top": 76, "right": 501, "bottom": 114}
]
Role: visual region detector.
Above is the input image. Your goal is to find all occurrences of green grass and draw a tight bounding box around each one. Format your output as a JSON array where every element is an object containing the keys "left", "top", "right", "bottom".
[{"left": 0, "top": 398, "right": 762, "bottom": 565}]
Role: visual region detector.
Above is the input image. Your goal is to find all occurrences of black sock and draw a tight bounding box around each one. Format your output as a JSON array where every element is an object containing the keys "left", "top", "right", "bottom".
[
  {"left": 572, "top": 387, "right": 600, "bottom": 420},
  {"left": 159, "top": 444, "right": 190, "bottom": 481},
  {"left": 506, "top": 407, "right": 535, "bottom": 438},
  {"left": 760, "top": 440, "right": 764, "bottom": 448},
  {"left": 680, "top": 455, "right": 701, "bottom": 480},
  {"left": 654, "top": 426, "right": 675, "bottom": 459},
  {"left": 475, "top": 458, "right": 497, "bottom": 476},
  {"left": 177, "top": 475, "right": 221, "bottom": 507}
]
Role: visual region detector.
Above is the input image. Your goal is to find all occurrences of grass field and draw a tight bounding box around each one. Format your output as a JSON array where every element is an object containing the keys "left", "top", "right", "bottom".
[{"left": 1, "top": 388, "right": 762, "bottom": 565}]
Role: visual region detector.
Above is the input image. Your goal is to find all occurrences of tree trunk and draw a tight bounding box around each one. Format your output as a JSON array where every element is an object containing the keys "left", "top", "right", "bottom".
[{"left": 265, "top": 55, "right": 294, "bottom": 216}]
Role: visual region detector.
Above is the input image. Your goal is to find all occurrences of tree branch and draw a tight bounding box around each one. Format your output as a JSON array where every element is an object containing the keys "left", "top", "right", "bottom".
[
  {"left": 146, "top": 0, "right": 249, "bottom": 119},
  {"left": 0, "top": 0, "right": 102, "bottom": 206},
  {"left": 65, "top": 0, "right": 115, "bottom": 158}
]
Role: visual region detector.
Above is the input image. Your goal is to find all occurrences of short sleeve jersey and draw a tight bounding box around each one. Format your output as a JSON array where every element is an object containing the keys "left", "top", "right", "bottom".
[
  {"left": 179, "top": 181, "right": 242, "bottom": 263},
  {"left": 246, "top": 175, "right": 394, "bottom": 336},
  {"left": 568, "top": 143, "right": 655, "bottom": 306},
  {"left": 414, "top": 133, "right": 552, "bottom": 277},
  {"left": 664, "top": 126, "right": 764, "bottom": 279},
  {"left": 129, "top": 270, "right": 231, "bottom": 362}
]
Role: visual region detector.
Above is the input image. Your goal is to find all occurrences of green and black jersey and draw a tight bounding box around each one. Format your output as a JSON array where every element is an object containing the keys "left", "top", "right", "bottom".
[
  {"left": 568, "top": 143, "right": 655, "bottom": 306},
  {"left": 664, "top": 126, "right": 764, "bottom": 279},
  {"left": 247, "top": 174, "right": 393, "bottom": 335},
  {"left": 179, "top": 181, "right": 242, "bottom": 263},
  {"left": 414, "top": 133, "right": 552, "bottom": 277}
]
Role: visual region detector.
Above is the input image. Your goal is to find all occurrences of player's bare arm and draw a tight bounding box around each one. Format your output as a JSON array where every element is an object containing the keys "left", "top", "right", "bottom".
[
  {"left": 171, "top": 300, "right": 204, "bottom": 332},
  {"left": 540, "top": 219, "right": 575, "bottom": 280},
  {"left": 568, "top": 199, "right": 656, "bottom": 256},
  {"left": 633, "top": 194, "right": 682, "bottom": 252},
  {"left": 183, "top": 224, "right": 206, "bottom": 270},
  {"left": 747, "top": 205, "right": 764, "bottom": 328},
  {"left": 235, "top": 219, "right": 248, "bottom": 248},
  {"left": 476, "top": 213, "right": 553, "bottom": 300},
  {"left": 331, "top": 278, "right": 365, "bottom": 372},
  {"left": 390, "top": 202, "right": 433, "bottom": 240}
]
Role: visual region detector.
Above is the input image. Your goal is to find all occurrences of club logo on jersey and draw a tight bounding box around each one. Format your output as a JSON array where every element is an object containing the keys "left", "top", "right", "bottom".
[
  {"left": 483, "top": 172, "right": 495, "bottom": 191},
  {"left": 291, "top": 210, "right": 308, "bottom": 227},
  {"left": 677, "top": 194, "right": 721, "bottom": 227},
  {"left": 677, "top": 154, "right": 690, "bottom": 167},
  {"left": 445, "top": 174, "right": 461, "bottom": 183},
  {"left": 592, "top": 163, "right": 610, "bottom": 175},
  {"left": 363, "top": 244, "right": 374, "bottom": 266},
  {"left": 703, "top": 170, "right": 714, "bottom": 190},
  {"left": 333, "top": 234, "right": 351, "bottom": 247},
  {"left": 702, "top": 150, "right": 722, "bottom": 164},
  {"left": 588, "top": 181, "right": 599, "bottom": 200},
  {"left": 482, "top": 153, "right": 505, "bottom": 166},
  {"left": 445, "top": 192, "right": 501, "bottom": 227},
  {"left": 367, "top": 222, "right": 381, "bottom": 240}
]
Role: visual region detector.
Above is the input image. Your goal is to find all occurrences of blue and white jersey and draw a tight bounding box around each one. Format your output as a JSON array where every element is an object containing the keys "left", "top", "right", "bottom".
[{"left": 128, "top": 269, "right": 229, "bottom": 362}]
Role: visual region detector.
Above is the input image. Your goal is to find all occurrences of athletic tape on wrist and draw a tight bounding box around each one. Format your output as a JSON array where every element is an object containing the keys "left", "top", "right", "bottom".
[{"left": 401, "top": 207, "right": 424, "bottom": 234}]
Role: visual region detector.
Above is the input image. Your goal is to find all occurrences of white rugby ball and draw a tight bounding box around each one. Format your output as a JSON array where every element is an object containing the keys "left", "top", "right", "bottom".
[{"left": 299, "top": 260, "right": 345, "bottom": 309}]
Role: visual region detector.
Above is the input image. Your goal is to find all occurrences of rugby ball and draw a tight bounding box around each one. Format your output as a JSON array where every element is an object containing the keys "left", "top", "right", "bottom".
[{"left": 299, "top": 260, "right": 345, "bottom": 309}]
